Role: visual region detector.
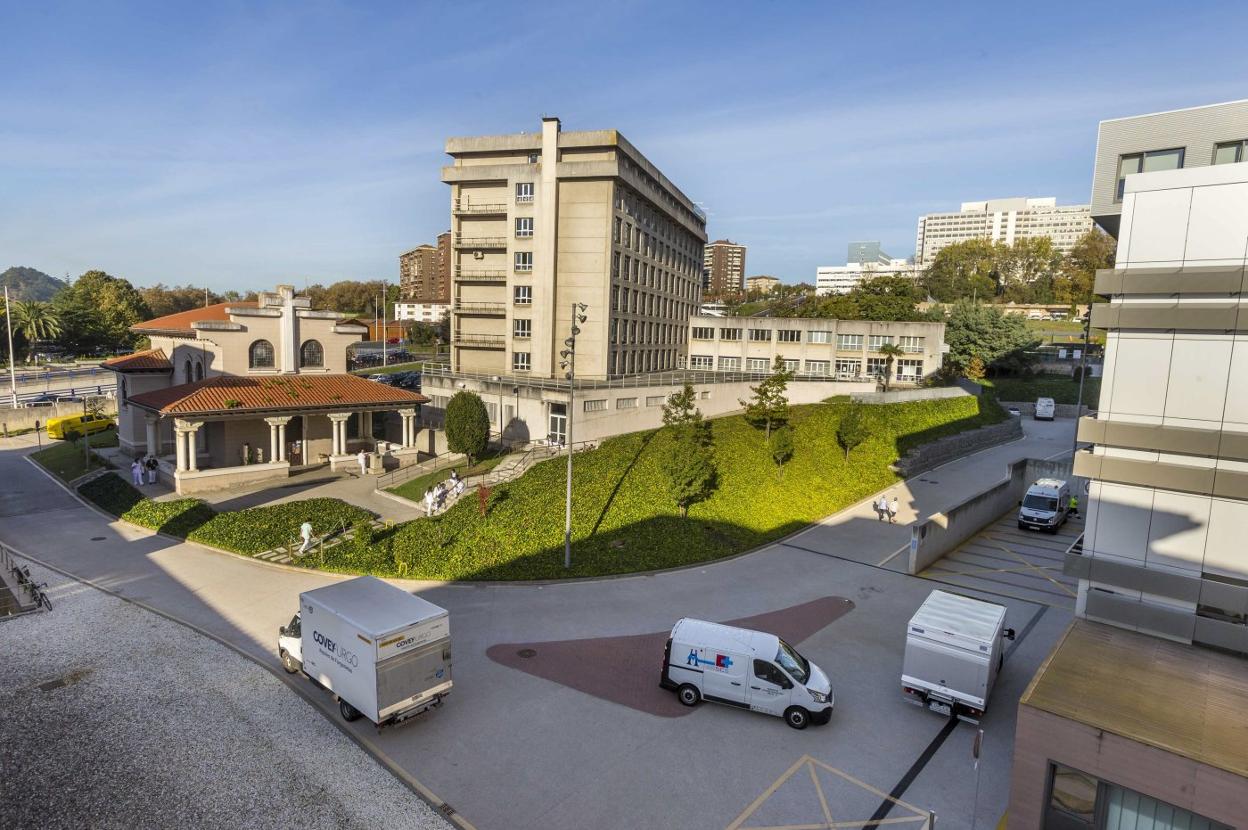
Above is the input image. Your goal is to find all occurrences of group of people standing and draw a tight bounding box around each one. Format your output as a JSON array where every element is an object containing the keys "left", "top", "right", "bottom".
[
  {"left": 129, "top": 455, "right": 159, "bottom": 487},
  {"left": 875, "top": 493, "right": 900, "bottom": 524},
  {"left": 423, "top": 469, "right": 467, "bottom": 517}
]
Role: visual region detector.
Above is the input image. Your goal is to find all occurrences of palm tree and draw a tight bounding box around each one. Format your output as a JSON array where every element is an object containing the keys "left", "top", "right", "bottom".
[
  {"left": 10, "top": 300, "right": 63, "bottom": 358},
  {"left": 877, "top": 342, "right": 907, "bottom": 391}
]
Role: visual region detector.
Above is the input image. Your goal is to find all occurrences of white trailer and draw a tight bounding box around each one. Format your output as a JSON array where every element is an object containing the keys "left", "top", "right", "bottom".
[
  {"left": 901, "top": 590, "right": 1014, "bottom": 722},
  {"left": 277, "top": 576, "right": 452, "bottom": 726}
]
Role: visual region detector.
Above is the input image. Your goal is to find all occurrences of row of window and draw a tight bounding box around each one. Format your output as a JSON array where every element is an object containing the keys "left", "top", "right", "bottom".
[
  {"left": 613, "top": 252, "right": 698, "bottom": 302},
  {"left": 687, "top": 355, "right": 925, "bottom": 376},
  {"left": 610, "top": 318, "right": 684, "bottom": 347},
  {"left": 583, "top": 388, "right": 710, "bottom": 413},
  {"left": 1114, "top": 139, "right": 1248, "bottom": 202},
  {"left": 689, "top": 328, "right": 925, "bottom": 351},
  {"left": 611, "top": 284, "right": 692, "bottom": 322},
  {"left": 610, "top": 348, "right": 679, "bottom": 375},
  {"left": 248, "top": 339, "right": 324, "bottom": 370}
]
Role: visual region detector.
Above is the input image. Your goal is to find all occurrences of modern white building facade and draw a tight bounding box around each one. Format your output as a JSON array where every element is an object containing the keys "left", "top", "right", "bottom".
[
  {"left": 815, "top": 259, "right": 917, "bottom": 296},
  {"left": 915, "top": 197, "right": 1093, "bottom": 267},
  {"left": 393, "top": 302, "right": 450, "bottom": 324}
]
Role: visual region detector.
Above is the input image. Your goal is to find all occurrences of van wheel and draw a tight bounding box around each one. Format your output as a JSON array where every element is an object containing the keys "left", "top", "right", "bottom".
[
  {"left": 279, "top": 649, "right": 299, "bottom": 674},
  {"left": 784, "top": 706, "right": 810, "bottom": 730},
  {"left": 677, "top": 684, "right": 701, "bottom": 707},
  {"left": 339, "top": 700, "right": 362, "bottom": 722}
]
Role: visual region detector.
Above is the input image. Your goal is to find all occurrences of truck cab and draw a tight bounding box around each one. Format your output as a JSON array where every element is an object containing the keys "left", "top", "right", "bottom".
[
  {"left": 1018, "top": 478, "right": 1070, "bottom": 533},
  {"left": 278, "top": 613, "right": 303, "bottom": 673}
]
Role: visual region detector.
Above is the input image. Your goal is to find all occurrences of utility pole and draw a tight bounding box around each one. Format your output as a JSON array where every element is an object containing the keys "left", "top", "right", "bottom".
[
  {"left": 559, "top": 303, "right": 588, "bottom": 569},
  {"left": 381, "top": 283, "right": 388, "bottom": 368},
  {"left": 4, "top": 286, "right": 17, "bottom": 408}
]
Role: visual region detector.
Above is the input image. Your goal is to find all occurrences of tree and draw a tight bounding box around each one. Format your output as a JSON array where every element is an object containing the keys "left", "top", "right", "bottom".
[
  {"left": 739, "top": 356, "right": 792, "bottom": 439},
  {"left": 998, "top": 238, "right": 1061, "bottom": 304},
  {"left": 664, "top": 433, "right": 716, "bottom": 517},
  {"left": 877, "top": 342, "right": 906, "bottom": 391},
  {"left": 9, "top": 300, "right": 62, "bottom": 355},
  {"left": 661, "top": 383, "right": 709, "bottom": 445},
  {"left": 965, "top": 355, "right": 987, "bottom": 381},
  {"left": 768, "top": 426, "right": 794, "bottom": 479},
  {"left": 140, "top": 284, "right": 224, "bottom": 318},
  {"left": 1055, "top": 229, "right": 1116, "bottom": 308},
  {"left": 51, "top": 270, "right": 151, "bottom": 354},
  {"left": 445, "top": 391, "right": 490, "bottom": 463},
  {"left": 922, "top": 239, "right": 1004, "bottom": 302},
  {"left": 942, "top": 300, "right": 1041, "bottom": 376},
  {"left": 850, "top": 275, "right": 924, "bottom": 321},
  {"left": 836, "top": 403, "right": 871, "bottom": 460}
]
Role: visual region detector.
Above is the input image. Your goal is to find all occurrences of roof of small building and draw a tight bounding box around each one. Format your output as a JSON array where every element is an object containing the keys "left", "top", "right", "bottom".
[
  {"left": 101, "top": 348, "right": 172, "bottom": 373},
  {"left": 1021, "top": 619, "right": 1248, "bottom": 778},
  {"left": 131, "top": 301, "right": 258, "bottom": 335},
  {"left": 126, "top": 373, "right": 428, "bottom": 417}
]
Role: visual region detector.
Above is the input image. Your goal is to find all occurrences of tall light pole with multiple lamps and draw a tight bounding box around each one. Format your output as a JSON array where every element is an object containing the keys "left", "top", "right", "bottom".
[{"left": 559, "top": 303, "right": 588, "bottom": 569}]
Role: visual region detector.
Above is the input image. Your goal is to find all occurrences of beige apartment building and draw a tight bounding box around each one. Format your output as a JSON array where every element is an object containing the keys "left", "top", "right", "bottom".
[
  {"left": 439, "top": 117, "right": 707, "bottom": 381},
  {"left": 703, "top": 239, "right": 746, "bottom": 297},
  {"left": 745, "top": 275, "right": 780, "bottom": 294},
  {"left": 399, "top": 230, "right": 452, "bottom": 303},
  {"left": 915, "top": 197, "right": 1093, "bottom": 267}
]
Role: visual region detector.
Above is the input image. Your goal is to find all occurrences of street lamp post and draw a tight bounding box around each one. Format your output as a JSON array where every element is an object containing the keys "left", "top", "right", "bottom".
[
  {"left": 1070, "top": 312, "right": 1092, "bottom": 459},
  {"left": 559, "top": 303, "right": 588, "bottom": 569},
  {"left": 4, "top": 286, "right": 17, "bottom": 408}
]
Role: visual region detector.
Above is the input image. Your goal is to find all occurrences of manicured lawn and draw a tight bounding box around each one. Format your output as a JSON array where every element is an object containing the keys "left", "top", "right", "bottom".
[
  {"left": 77, "top": 473, "right": 372, "bottom": 554},
  {"left": 30, "top": 430, "right": 119, "bottom": 481},
  {"left": 981, "top": 374, "right": 1100, "bottom": 407},
  {"left": 310, "top": 395, "right": 1005, "bottom": 581},
  {"left": 388, "top": 451, "right": 508, "bottom": 501}
]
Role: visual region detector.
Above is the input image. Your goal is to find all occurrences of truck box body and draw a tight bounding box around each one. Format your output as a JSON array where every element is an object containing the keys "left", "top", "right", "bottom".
[
  {"left": 300, "top": 576, "right": 451, "bottom": 724},
  {"left": 902, "top": 590, "right": 1007, "bottom": 716}
]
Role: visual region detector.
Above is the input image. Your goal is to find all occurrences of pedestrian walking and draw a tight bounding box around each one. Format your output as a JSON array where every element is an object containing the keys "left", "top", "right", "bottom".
[
  {"left": 145, "top": 455, "right": 158, "bottom": 484},
  {"left": 241, "top": 442, "right": 251, "bottom": 466},
  {"left": 130, "top": 458, "right": 144, "bottom": 487},
  {"left": 423, "top": 488, "right": 435, "bottom": 517},
  {"left": 1068, "top": 493, "right": 1080, "bottom": 519},
  {"left": 357, "top": 449, "right": 368, "bottom": 477},
  {"left": 875, "top": 494, "right": 888, "bottom": 521},
  {"left": 298, "top": 520, "right": 314, "bottom": 555},
  {"left": 888, "top": 495, "right": 899, "bottom": 524},
  {"left": 454, "top": 476, "right": 466, "bottom": 498}
]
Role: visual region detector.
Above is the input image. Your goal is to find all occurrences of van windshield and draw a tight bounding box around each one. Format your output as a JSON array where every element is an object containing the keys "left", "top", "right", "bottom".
[
  {"left": 1023, "top": 494, "right": 1058, "bottom": 512},
  {"left": 775, "top": 639, "right": 809, "bottom": 684}
]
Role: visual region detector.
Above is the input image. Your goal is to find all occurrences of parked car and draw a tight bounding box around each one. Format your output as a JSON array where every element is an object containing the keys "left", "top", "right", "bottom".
[
  {"left": 46, "top": 412, "right": 114, "bottom": 440},
  {"left": 660, "top": 618, "right": 834, "bottom": 729}
]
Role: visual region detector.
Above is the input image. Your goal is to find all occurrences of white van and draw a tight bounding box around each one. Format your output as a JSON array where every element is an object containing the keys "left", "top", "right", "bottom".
[
  {"left": 1018, "top": 478, "right": 1070, "bottom": 533},
  {"left": 659, "top": 618, "right": 833, "bottom": 729},
  {"left": 1034, "top": 397, "right": 1056, "bottom": 420}
]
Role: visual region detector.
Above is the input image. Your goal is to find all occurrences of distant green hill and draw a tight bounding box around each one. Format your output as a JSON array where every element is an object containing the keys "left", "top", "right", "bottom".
[{"left": 1, "top": 266, "right": 65, "bottom": 301}]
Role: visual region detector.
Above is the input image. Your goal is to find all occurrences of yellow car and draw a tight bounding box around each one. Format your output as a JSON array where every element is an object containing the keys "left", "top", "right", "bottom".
[{"left": 46, "top": 413, "right": 115, "bottom": 440}]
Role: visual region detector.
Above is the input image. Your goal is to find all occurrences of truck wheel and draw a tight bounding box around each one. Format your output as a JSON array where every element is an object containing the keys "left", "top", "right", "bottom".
[
  {"left": 1017, "top": 521, "right": 1027, "bottom": 530},
  {"left": 784, "top": 706, "right": 810, "bottom": 730},
  {"left": 677, "top": 684, "right": 700, "bottom": 707},
  {"left": 279, "top": 649, "right": 299, "bottom": 674},
  {"left": 339, "top": 700, "right": 362, "bottom": 722}
]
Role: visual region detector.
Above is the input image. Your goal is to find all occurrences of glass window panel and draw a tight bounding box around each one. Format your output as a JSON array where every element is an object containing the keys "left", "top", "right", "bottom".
[
  {"left": 1213, "top": 142, "right": 1243, "bottom": 165},
  {"left": 1142, "top": 147, "right": 1184, "bottom": 172}
]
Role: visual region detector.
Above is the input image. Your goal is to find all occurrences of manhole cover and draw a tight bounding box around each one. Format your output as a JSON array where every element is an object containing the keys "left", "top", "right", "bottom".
[
  {"left": 516, "top": 648, "right": 537, "bottom": 659},
  {"left": 90, "top": 536, "right": 106, "bottom": 541}
]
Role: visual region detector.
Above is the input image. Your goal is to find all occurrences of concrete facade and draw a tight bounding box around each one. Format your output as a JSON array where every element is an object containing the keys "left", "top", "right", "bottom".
[
  {"left": 442, "top": 117, "right": 707, "bottom": 381},
  {"left": 815, "top": 259, "right": 918, "bottom": 296},
  {"left": 703, "top": 239, "right": 746, "bottom": 297},
  {"left": 745, "top": 275, "right": 780, "bottom": 295},
  {"left": 393, "top": 302, "right": 450, "bottom": 324},
  {"left": 399, "top": 240, "right": 451, "bottom": 304},
  {"left": 915, "top": 196, "right": 1093, "bottom": 267}
]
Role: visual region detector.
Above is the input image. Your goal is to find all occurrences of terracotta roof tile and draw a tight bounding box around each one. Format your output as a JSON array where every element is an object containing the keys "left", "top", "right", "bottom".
[
  {"left": 127, "top": 374, "right": 428, "bottom": 416},
  {"left": 101, "top": 348, "right": 173, "bottom": 372},
  {"left": 131, "top": 301, "right": 258, "bottom": 335}
]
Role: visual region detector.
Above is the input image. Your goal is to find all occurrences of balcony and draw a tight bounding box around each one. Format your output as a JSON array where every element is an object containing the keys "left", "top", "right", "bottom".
[
  {"left": 453, "top": 333, "right": 507, "bottom": 349},
  {"left": 453, "top": 301, "right": 506, "bottom": 316},
  {"left": 453, "top": 201, "right": 508, "bottom": 216},
  {"left": 515, "top": 193, "right": 534, "bottom": 204},
  {"left": 454, "top": 268, "right": 507, "bottom": 282},
  {"left": 453, "top": 235, "right": 507, "bottom": 250}
]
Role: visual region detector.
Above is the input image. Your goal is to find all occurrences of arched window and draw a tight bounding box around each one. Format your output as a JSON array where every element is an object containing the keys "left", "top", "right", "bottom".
[
  {"left": 300, "top": 339, "right": 324, "bottom": 368},
  {"left": 249, "top": 339, "right": 275, "bottom": 369},
  {"left": 184, "top": 359, "right": 193, "bottom": 383},
  {"left": 194, "top": 361, "right": 203, "bottom": 381}
]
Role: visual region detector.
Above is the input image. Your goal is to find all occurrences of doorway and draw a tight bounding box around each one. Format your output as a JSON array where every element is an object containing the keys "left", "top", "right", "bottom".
[{"left": 548, "top": 403, "right": 566, "bottom": 445}]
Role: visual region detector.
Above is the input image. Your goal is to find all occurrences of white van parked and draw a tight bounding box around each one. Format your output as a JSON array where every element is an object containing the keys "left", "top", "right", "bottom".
[
  {"left": 659, "top": 618, "right": 833, "bottom": 729},
  {"left": 1018, "top": 478, "right": 1070, "bottom": 533},
  {"left": 1034, "top": 397, "right": 1056, "bottom": 420}
]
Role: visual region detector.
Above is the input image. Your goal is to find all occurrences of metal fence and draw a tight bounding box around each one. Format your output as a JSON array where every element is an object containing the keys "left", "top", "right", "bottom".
[{"left": 417, "top": 363, "right": 891, "bottom": 393}]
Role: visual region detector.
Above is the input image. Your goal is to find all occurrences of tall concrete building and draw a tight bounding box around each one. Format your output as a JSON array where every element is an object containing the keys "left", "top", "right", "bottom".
[
  {"left": 703, "top": 239, "right": 746, "bottom": 297},
  {"left": 745, "top": 275, "right": 780, "bottom": 295},
  {"left": 440, "top": 117, "right": 706, "bottom": 380},
  {"left": 399, "top": 231, "right": 452, "bottom": 304},
  {"left": 1008, "top": 102, "right": 1248, "bottom": 829},
  {"left": 915, "top": 197, "right": 1093, "bottom": 267}
]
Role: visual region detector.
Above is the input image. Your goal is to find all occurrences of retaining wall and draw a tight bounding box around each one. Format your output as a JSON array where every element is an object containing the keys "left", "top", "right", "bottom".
[
  {"left": 850, "top": 386, "right": 969, "bottom": 405},
  {"left": 999, "top": 400, "right": 1091, "bottom": 419},
  {"left": 893, "top": 416, "right": 1023, "bottom": 478},
  {"left": 0, "top": 401, "right": 118, "bottom": 434}
]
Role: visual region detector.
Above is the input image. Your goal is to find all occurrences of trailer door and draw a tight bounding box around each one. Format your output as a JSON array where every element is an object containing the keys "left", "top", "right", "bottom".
[{"left": 376, "top": 639, "right": 451, "bottom": 718}]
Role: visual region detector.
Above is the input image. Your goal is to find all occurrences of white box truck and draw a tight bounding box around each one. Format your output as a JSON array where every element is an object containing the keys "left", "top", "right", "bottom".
[
  {"left": 901, "top": 590, "right": 1014, "bottom": 722},
  {"left": 1034, "top": 397, "right": 1056, "bottom": 420},
  {"left": 660, "top": 618, "right": 834, "bottom": 730},
  {"left": 276, "top": 576, "right": 452, "bottom": 726}
]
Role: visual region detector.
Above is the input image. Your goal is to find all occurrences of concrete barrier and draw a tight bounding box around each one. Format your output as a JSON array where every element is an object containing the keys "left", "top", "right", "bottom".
[
  {"left": 893, "top": 416, "right": 1023, "bottom": 478},
  {"left": 0, "top": 401, "right": 117, "bottom": 434},
  {"left": 851, "top": 386, "right": 969, "bottom": 405}
]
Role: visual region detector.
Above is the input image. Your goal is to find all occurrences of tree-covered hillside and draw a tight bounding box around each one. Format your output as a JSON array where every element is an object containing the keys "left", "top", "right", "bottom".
[{"left": 0, "top": 266, "right": 65, "bottom": 301}]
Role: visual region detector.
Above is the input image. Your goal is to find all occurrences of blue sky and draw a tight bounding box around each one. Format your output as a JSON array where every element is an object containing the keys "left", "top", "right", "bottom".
[{"left": 4, "top": 1, "right": 1248, "bottom": 291}]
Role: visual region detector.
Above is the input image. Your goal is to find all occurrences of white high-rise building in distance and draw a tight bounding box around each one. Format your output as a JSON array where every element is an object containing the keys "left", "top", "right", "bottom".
[
  {"left": 914, "top": 197, "right": 1093, "bottom": 267},
  {"left": 815, "top": 241, "right": 916, "bottom": 296}
]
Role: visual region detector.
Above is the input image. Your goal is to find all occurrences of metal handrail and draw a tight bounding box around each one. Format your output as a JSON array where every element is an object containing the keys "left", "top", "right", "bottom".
[
  {"left": 452, "top": 334, "right": 507, "bottom": 348},
  {"left": 417, "top": 364, "right": 903, "bottom": 392},
  {"left": 453, "top": 236, "right": 507, "bottom": 247},
  {"left": 453, "top": 302, "right": 506, "bottom": 315},
  {"left": 453, "top": 202, "right": 507, "bottom": 214},
  {"left": 454, "top": 269, "right": 507, "bottom": 281}
]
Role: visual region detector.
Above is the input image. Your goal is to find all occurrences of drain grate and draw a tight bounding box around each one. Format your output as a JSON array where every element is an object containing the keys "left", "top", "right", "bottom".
[
  {"left": 90, "top": 536, "right": 106, "bottom": 541},
  {"left": 516, "top": 648, "right": 537, "bottom": 659},
  {"left": 439, "top": 803, "right": 457, "bottom": 817}
]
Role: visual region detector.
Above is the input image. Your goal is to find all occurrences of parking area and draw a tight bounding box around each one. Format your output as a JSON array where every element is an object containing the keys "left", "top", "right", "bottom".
[{"left": 918, "top": 511, "right": 1082, "bottom": 610}]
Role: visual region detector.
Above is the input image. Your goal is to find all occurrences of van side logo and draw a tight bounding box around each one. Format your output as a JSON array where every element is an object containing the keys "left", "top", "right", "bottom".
[{"left": 686, "top": 649, "right": 732, "bottom": 670}]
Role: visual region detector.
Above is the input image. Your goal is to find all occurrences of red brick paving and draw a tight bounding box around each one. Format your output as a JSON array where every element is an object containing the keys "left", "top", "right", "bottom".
[{"left": 485, "top": 596, "right": 854, "bottom": 717}]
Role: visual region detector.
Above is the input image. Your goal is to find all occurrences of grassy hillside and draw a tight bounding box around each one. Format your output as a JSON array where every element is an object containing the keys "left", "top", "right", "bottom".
[
  {"left": 315, "top": 395, "right": 1004, "bottom": 581},
  {"left": 982, "top": 374, "right": 1100, "bottom": 406},
  {"left": 1, "top": 266, "right": 64, "bottom": 301}
]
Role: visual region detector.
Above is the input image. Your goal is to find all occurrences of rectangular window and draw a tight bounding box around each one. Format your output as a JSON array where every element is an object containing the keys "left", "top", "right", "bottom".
[
  {"left": 897, "top": 359, "right": 923, "bottom": 378},
  {"left": 869, "top": 334, "right": 893, "bottom": 350},
  {"left": 719, "top": 328, "right": 742, "bottom": 341},
  {"left": 515, "top": 217, "right": 534, "bottom": 238},
  {"left": 527, "top": 152, "right": 539, "bottom": 164},
  {"left": 867, "top": 357, "right": 888, "bottom": 375},
  {"left": 1116, "top": 148, "right": 1184, "bottom": 200},
  {"left": 689, "top": 355, "right": 713, "bottom": 370},
  {"left": 808, "top": 330, "right": 830, "bottom": 344},
  {"left": 616, "top": 397, "right": 637, "bottom": 409},
  {"left": 837, "top": 334, "right": 863, "bottom": 350},
  {"left": 835, "top": 359, "right": 861, "bottom": 376},
  {"left": 805, "top": 360, "right": 830, "bottom": 375},
  {"left": 1213, "top": 139, "right": 1247, "bottom": 165},
  {"left": 746, "top": 358, "right": 769, "bottom": 372},
  {"left": 748, "top": 328, "right": 772, "bottom": 342},
  {"left": 700, "top": 390, "right": 710, "bottom": 400},
  {"left": 646, "top": 395, "right": 665, "bottom": 407},
  {"left": 718, "top": 356, "right": 741, "bottom": 371},
  {"left": 899, "top": 335, "right": 924, "bottom": 353},
  {"left": 514, "top": 285, "right": 532, "bottom": 305},
  {"left": 512, "top": 352, "right": 530, "bottom": 371},
  {"left": 515, "top": 182, "right": 534, "bottom": 202},
  {"left": 691, "top": 327, "right": 714, "bottom": 340},
  {"left": 782, "top": 359, "right": 800, "bottom": 374},
  {"left": 514, "top": 252, "right": 533, "bottom": 272},
  {"left": 584, "top": 399, "right": 607, "bottom": 412},
  {"left": 777, "top": 329, "right": 801, "bottom": 343},
  {"left": 513, "top": 319, "right": 531, "bottom": 338},
  {"left": 1045, "top": 763, "right": 1232, "bottom": 830}
]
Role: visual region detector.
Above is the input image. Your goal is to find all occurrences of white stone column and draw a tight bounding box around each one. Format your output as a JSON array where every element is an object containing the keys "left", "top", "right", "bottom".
[
  {"left": 174, "top": 420, "right": 203, "bottom": 472},
  {"left": 270, "top": 422, "right": 279, "bottom": 463},
  {"left": 175, "top": 430, "right": 187, "bottom": 472},
  {"left": 145, "top": 415, "right": 160, "bottom": 456},
  {"left": 398, "top": 408, "right": 417, "bottom": 448},
  {"left": 265, "top": 416, "right": 292, "bottom": 462},
  {"left": 328, "top": 413, "right": 352, "bottom": 455}
]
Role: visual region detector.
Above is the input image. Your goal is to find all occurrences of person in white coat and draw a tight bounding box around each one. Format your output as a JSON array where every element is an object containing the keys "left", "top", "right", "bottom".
[
  {"left": 299, "top": 521, "right": 314, "bottom": 554},
  {"left": 875, "top": 494, "right": 888, "bottom": 521},
  {"left": 888, "top": 495, "right": 899, "bottom": 524},
  {"left": 357, "top": 449, "right": 368, "bottom": 477},
  {"left": 424, "top": 488, "right": 435, "bottom": 517},
  {"left": 130, "top": 459, "right": 144, "bottom": 487}
]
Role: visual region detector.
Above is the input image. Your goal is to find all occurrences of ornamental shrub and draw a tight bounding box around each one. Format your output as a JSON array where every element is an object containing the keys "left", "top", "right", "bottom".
[{"left": 445, "top": 391, "right": 490, "bottom": 463}]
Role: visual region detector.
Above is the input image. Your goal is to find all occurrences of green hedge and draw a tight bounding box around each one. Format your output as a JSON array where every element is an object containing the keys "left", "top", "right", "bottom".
[
  {"left": 315, "top": 395, "right": 1004, "bottom": 581},
  {"left": 980, "top": 374, "right": 1100, "bottom": 406},
  {"left": 78, "top": 474, "right": 213, "bottom": 536}
]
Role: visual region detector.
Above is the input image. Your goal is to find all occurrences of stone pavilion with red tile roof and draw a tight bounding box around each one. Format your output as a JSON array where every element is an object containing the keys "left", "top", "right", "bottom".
[{"left": 104, "top": 285, "right": 429, "bottom": 495}]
